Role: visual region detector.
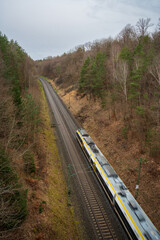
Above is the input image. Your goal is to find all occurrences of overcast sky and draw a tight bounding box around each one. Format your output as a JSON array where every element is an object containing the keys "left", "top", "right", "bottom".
[{"left": 0, "top": 0, "right": 159, "bottom": 60}]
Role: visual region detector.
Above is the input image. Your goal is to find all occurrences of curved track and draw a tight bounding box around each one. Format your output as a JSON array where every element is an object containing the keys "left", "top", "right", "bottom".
[{"left": 40, "top": 78, "right": 129, "bottom": 240}]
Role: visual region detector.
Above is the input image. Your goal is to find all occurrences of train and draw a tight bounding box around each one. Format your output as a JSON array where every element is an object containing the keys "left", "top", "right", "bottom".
[{"left": 76, "top": 128, "right": 160, "bottom": 240}]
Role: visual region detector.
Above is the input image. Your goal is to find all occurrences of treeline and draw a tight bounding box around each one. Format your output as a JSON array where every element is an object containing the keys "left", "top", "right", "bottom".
[
  {"left": 0, "top": 33, "right": 39, "bottom": 239},
  {"left": 0, "top": 33, "right": 36, "bottom": 105},
  {"left": 38, "top": 18, "right": 160, "bottom": 158}
]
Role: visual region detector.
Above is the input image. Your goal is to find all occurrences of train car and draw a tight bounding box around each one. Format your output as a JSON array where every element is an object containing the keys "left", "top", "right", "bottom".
[{"left": 76, "top": 128, "right": 160, "bottom": 240}]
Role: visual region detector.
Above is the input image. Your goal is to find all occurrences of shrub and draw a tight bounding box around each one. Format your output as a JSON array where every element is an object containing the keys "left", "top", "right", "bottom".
[
  {"left": 23, "top": 150, "right": 36, "bottom": 174},
  {"left": 135, "top": 106, "right": 145, "bottom": 117},
  {"left": 122, "top": 127, "right": 128, "bottom": 139},
  {"left": 150, "top": 145, "right": 160, "bottom": 158},
  {"left": 146, "top": 128, "right": 160, "bottom": 159},
  {"left": 0, "top": 148, "right": 28, "bottom": 231},
  {"left": 39, "top": 201, "right": 46, "bottom": 214}
]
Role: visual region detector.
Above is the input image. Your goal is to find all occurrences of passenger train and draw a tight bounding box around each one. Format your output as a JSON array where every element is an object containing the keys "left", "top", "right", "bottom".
[{"left": 76, "top": 128, "right": 160, "bottom": 240}]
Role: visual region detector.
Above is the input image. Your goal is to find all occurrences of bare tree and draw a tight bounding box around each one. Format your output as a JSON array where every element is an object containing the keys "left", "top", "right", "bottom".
[
  {"left": 136, "top": 18, "right": 153, "bottom": 37},
  {"left": 118, "top": 24, "right": 136, "bottom": 47},
  {"left": 149, "top": 54, "right": 160, "bottom": 86},
  {"left": 111, "top": 43, "right": 121, "bottom": 81},
  {"left": 112, "top": 53, "right": 129, "bottom": 102},
  {"left": 5, "top": 115, "right": 16, "bottom": 153},
  {"left": 157, "top": 18, "right": 160, "bottom": 32},
  {"left": 149, "top": 54, "right": 160, "bottom": 124},
  {"left": 117, "top": 60, "right": 128, "bottom": 102}
]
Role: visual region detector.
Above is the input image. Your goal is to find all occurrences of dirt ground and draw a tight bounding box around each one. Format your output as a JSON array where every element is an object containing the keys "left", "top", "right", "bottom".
[{"left": 51, "top": 82, "right": 160, "bottom": 232}]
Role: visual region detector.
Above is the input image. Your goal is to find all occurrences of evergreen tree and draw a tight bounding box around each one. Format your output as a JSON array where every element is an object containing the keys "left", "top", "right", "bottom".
[
  {"left": 90, "top": 52, "right": 106, "bottom": 101},
  {"left": 79, "top": 52, "right": 106, "bottom": 104},
  {"left": 129, "top": 36, "right": 153, "bottom": 107},
  {"left": 0, "top": 33, "right": 27, "bottom": 106},
  {"left": 79, "top": 57, "right": 91, "bottom": 94}
]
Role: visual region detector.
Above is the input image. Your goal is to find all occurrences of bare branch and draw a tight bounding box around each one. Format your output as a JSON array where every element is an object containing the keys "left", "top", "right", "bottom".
[
  {"left": 149, "top": 55, "right": 160, "bottom": 86},
  {"left": 5, "top": 115, "right": 16, "bottom": 153},
  {"left": 136, "top": 18, "right": 153, "bottom": 37}
]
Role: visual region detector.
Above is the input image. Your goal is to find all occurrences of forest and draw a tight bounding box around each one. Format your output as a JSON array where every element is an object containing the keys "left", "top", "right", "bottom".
[
  {"left": 38, "top": 18, "right": 160, "bottom": 159},
  {"left": 0, "top": 32, "right": 40, "bottom": 239},
  {"left": 0, "top": 32, "right": 78, "bottom": 240}
]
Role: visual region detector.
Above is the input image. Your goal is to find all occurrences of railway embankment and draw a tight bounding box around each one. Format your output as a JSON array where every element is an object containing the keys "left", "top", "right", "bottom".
[
  {"left": 50, "top": 79, "right": 160, "bottom": 232},
  {"left": 30, "top": 82, "right": 79, "bottom": 239}
]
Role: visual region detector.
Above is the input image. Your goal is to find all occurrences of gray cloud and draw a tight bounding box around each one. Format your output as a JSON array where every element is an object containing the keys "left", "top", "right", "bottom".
[{"left": 0, "top": 0, "right": 159, "bottom": 60}]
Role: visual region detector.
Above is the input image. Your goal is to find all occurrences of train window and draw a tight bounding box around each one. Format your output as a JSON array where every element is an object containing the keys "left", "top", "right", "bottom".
[
  {"left": 102, "top": 165, "right": 117, "bottom": 178},
  {"left": 118, "top": 191, "right": 126, "bottom": 197},
  {"left": 114, "top": 178, "right": 121, "bottom": 184},
  {"left": 96, "top": 156, "right": 108, "bottom": 165},
  {"left": 129, "top": 201, "right": 138, "bottom": 210},
  {"left": 135, "top": 211, "right": 145, "bottom": 222},
  {"left": 80, "top": 129, "right": 89, "bottom": 136},
  {"left": 120, "top": 184, "right": 127, "bottom": 190},
  {"left": 89, "top": 144, "right": 99, "bottom": 153},
  {"left": 86, "top": 138, "right": 94, "bottom": 145}
]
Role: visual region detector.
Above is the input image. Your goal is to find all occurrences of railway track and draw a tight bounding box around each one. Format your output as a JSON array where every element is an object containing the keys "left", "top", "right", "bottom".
[{"left": 40, "top": 78, "right": 129, "bottom": 240}]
